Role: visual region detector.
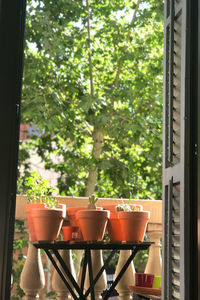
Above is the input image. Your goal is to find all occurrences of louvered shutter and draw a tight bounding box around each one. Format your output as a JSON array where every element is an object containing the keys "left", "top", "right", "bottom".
[{"left": 163, "top": 0, "right": 197, "bottom": 299}]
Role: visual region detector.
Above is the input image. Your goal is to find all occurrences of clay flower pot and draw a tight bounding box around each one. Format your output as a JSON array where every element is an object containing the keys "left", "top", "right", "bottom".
[
  {"left": 25, "top": 203, "right": 66, "bottom": 241},
  {"left": 25, "top": 203, "right": 45, "bottom": 241},
  {"left": 117, "top": 211, "right": 150, "bottom": 242},
  {"left": 107, "top": 212, "right": 124, "bottom": 241},
  {"left": 66, "top": 207, "right": 86, "bottom": 226},
  {"left": 103, "top": 204, "right": 143, "bottom": 242},
  {"left": 76, "top": 210, "right": 110, "bottom": 241},
  {"left": 62, "top": 226, "right": 79, "bottom": 241},
  {"left": 66, "top": 207, "right": 87, "bottom": 240},
  {"left": 102, "top": 204, "right": 117, "bottom": 213},
  {"left": 30, "top": 205, "right": 66, "bottom": 241}
]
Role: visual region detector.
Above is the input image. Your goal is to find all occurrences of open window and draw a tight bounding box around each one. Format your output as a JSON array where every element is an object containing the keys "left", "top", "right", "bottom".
[{"left": 0, "top": 0, "right": 199, "bottom": 299}]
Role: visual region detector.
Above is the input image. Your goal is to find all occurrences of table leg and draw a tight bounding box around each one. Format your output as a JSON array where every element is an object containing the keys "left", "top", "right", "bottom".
[
  {"left": 53, "top": 249, "right": 86, "bottom": 299},
  {"left": 103, "top": 247, "right": 138, "bottom": 300},
  {"left": 80, "top": 250, "right": 88, "bottom": 293},
  {"left": 87, "top": 249, "right": 96, "bottom": 300},
  {"left": 85, "top": 250, "right": 117, "bottom": 298},
  {"left": 45, "top": 249, "right": 79, "bottom": 300}
]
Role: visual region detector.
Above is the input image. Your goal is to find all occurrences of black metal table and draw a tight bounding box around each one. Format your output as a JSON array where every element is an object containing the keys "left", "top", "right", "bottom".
[{"left": 34, "top": 241, "right": 153, "bottom": 300}]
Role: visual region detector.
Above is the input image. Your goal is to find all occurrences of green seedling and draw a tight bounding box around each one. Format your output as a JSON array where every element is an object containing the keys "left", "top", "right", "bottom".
[
  {"left": 88, "top": 193, "right": 98, "bottom": 210},
  {"left": 116, "top": 202, "right": 139, "bottom": 212},
  {"left": 25, "top": 171, "right": 58, "bottom": 208}
]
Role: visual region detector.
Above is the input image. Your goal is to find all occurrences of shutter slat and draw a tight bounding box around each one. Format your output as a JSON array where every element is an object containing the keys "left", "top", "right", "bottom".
[
  {"left": 172, "top": 288, "right": 180, "bottom": 299},
  {"left": 172, "top": 246, "right": 180, "bottom": 259},
  {"left": 172, "top": 273, "right": 180, "bottom": 286},
  {"left": 172, "top": 258, "right": 180, "bottom": 273},
  {"left": 172, "top": 234, "right": 180, "bottom": 247},
  {"left": 172, "top": 223, "right": 180, "bottom": 235}
]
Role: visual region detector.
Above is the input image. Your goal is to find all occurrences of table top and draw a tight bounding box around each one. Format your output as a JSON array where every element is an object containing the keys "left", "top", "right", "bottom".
[
  {"left": 129, "top": 285, "right": 161, "bottom": 299},
  {"left": 33, "top": 241, "right": 153, "bottom": 250}
]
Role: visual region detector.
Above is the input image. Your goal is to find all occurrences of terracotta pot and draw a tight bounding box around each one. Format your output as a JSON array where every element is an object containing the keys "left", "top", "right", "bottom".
[
  {"left": 25, "top": 203, "right": 45, "bottom": 241},
  {"left": 117, "top": 211, "right": 150, "bottom": 242},
  {"left": 66, "top": 207, "right": 87, "bottom": 240},
  {"left": 30, "top": 206, "right": 66, "bottom": 241},
  {"left": 66, "top": 207, "right": 86, "bottom": 226},
  {"left": 76, "top": 210, "right": 110, "bottom": 241},
  {"left": 102, "top": 204, "right": 117, "bottom": 213},
  {"left": 62, "top": 226, "right": 79, "bottom": 241},
  {"left": 107, "top": 212, "right": 124, "bottom": 241},
  {"left": 104, "top": 204, "right": 143, "bottom": 242}
]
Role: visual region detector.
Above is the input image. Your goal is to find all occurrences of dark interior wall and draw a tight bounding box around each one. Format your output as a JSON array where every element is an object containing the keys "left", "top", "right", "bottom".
[{"left": 0, "top": 0, "right": 26, "bottom": 298}]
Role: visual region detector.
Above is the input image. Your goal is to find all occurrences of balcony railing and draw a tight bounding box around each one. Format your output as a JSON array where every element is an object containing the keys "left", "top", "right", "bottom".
[{"left": 15, "top": 195, "right": 162, "bottom": 299}]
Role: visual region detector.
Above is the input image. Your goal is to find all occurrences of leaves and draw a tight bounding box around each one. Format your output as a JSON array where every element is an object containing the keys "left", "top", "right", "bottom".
[
  {"left": 25, "top": 171, "right": 59, "bottom": 207},
  {"left": 20, "top": 0, "right": 164, "bottom": 199}
]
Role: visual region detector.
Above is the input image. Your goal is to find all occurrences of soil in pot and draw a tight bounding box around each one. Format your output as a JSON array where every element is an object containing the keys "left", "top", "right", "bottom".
[
  {"left": 30, "top": 207, "right": 65, "bottom": 241},
  {"left": 76, "top": 210, "right": 110, "bottom": 241},
  {"left": 118, "top": 211, "right": 150, "bottom": 242}
]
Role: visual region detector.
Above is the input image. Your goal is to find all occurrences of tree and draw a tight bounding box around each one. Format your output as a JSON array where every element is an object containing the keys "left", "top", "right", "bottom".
[{"left": 20, "top": 0, "right": 164, "bottom": 199}]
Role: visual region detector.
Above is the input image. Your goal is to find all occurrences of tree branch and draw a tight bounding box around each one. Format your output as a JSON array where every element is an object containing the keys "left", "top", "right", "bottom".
[
  {"left": 85, "top": 0, "right": 104, "bottom": 197},
  {"left": 114, "top": 0, "right": 141, "bottom": 88},
  {"left": 86, "top": 0, "right": 94, "bottom": 97},
  {"left": 85, "top": 1, "right": 141, "bottom": 196}
]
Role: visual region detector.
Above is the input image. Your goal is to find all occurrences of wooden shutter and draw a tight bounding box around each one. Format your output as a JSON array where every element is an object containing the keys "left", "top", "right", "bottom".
[{"left": 163, "top": 0, "right": 198, "bottom": 299}]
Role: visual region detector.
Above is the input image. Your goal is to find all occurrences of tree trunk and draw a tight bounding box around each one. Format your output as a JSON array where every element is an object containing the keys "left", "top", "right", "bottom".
[
  {"left": 85, "top": 128, "right": 104, "bottom": 196},
  {"left": 85, "top": 0, "right": 141, "bottom": 197}
]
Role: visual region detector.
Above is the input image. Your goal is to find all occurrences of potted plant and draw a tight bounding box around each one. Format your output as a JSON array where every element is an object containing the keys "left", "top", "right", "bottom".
[
  {"left": 25, "top": 171, "right": 66, "bottom": 241},
  {"left": 76, "top": 194, "right": 110, "bottom": 241},
  {"left": 62, "top": 224, "right": 80, "bottom": 241},
  {"left": 116, "top": 204, "right": 150, "bottom": 242},
  {"left": 62, "top": 196, "right": 89, "bottom": 241},
  {"left": 105, "top": 203, "right": 143, "bottom": 242}
]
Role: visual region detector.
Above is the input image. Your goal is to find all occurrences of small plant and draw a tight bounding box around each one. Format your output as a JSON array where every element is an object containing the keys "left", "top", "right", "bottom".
[
  {"left": 115, "top": 202, "right": 139, "bottom": 212},
  {"left": 11, "top": 220, "right": 28, "bottom": 299},
  {"left": 25, "top": 171, "right": 58, "bottom": 208},
  {"left": 88, "top": 193, "right": 98, "bottom": 210}
]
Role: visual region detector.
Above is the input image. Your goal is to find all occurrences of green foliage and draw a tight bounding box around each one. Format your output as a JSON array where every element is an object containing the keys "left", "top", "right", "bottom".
[
  {"left": 11, "top": 221, "right": 28, "bottom": 299},
  {"left": 134, "top": 249, "right": 149, "bottom": 272},
  {"left": 20, "top": 0, "right": 164, "bottom": 198},
  {"left": 16, "top": 4, "right": 164, "bottom": 293},
  {"left": 25, "top": 171, "right": 59, "bottom": 208},
  {"left": 17, "top": 141, "right": 32, "bottom": 194},
  {"left": 46, "top": 291, "right": 56, "bottom": 300},
  {"left": 134, "top": 235, "right": 150, "bottom": 272}
]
